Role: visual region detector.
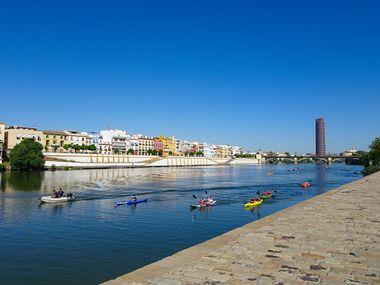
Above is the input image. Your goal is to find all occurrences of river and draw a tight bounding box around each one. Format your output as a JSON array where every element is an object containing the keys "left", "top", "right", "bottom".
[{"left": 0, "top": 164, "right": 362, "bottom": 285}]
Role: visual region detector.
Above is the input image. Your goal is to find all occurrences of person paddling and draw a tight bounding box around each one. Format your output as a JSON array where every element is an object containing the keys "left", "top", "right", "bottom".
[
  {"left": 131, "top": 194, "right": 137, "bottom": 201},
  {"left": 199, "top": 198, "right": 206, "bottom": 206}
]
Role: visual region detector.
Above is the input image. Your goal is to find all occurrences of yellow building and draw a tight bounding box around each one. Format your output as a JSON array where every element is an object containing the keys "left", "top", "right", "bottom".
[
  {"left": 43, "top": 130, "right": 91, "bottom": 152},
  {"left": 215, "top": 146, "right": 233, "bottom": 158},
  {"left": 4, "top": 126, "right": 43, "bottom": 150},
  {"left": 158, "top": 136, "right": 177, "bottom": 157},
  {"left": 0, "top": 122, "right": 5, "bottom": 163},
  {"left": 42, "top": 130, "right": 68, "bottom": 152}
]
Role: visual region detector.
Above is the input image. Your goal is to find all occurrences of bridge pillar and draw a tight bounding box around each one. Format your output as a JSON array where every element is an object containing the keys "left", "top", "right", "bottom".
[
  {"left": 328, "top": 157, "right": 332, "bottom": 165},
  {"left": 294, "top": 157, "right": 298, "bottom": 164}
]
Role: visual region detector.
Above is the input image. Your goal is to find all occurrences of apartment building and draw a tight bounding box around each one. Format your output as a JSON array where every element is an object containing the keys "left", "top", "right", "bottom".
[{"left": 4, "top": 126, "right": 43, "bottom": 150}]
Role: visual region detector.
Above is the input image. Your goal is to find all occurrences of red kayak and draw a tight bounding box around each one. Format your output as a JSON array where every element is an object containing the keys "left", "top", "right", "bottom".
[{"left": 300, "top": 181, "right": 311, "bottom": 188}]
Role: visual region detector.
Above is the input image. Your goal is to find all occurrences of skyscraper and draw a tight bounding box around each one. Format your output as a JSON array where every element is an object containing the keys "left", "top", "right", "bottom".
[{"left": 316, "top": 117, "right": 326, "bottom": 157}]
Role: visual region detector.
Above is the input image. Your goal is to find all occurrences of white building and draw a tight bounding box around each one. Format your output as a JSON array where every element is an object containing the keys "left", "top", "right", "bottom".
[{"left": 99, "top": 129, "right": 128, "bottom": 154}]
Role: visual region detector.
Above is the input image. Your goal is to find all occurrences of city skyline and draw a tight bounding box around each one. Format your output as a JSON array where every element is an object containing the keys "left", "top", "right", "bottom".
[{"left": 1, "top": 1, "right": 379, "bottom": 153}]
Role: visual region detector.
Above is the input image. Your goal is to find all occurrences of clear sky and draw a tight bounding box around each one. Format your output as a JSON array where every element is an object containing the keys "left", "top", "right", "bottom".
[{"left": 0, "top": 0, "right": 379, "bottom": 153}]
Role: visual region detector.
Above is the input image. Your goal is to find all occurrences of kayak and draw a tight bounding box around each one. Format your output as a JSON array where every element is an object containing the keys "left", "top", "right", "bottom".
[
  {"left": 266, "top": 172, "right": 274, "bottom": 175},
  {"left": 190, "top": 200, "right": 216, "bottom": 208},
  {"left": 40, "top": 196, "right": 75, "bottom": 203},
  {"left": 300, "top": 182, "right": 311, "bottom": 188},
  {"left": 115, "top": 199, "right": 148, "bottom": 206},
  {"left": 259, "top": 193, "right": 272, "bottom": 199},
  {"left": 244, "top": 199, "right": 263, "bottom": 207}
]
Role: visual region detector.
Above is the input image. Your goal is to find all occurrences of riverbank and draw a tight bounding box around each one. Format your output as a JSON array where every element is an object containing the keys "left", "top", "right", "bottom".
[
  {"left": 43, "top": 152, "right": 262, "bottom": 169},
  {"left": 102, "top": 172, "right": 380, "bottom": 285}
]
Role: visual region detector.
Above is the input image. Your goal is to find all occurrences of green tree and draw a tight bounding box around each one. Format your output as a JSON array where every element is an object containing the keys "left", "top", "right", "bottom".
[
  {"left": 362, "top": 137, "right": 380, "bottom": 176},
  {"left": 158, "top": 149, "right": 163, "bottom": 156},
  {"left": 114, "top": 149, "right": 120, "bottom": 154},
  {"left": 152, "top": 149, "right": 158, "bottom": 155},
  {"left": 87, "top": 144, "right": 97, "bottom": 151},
  {"left": 63, "top": 144, "right": 72, "bottom": 150},
  {"left": 196, "top": 151, "right": 204, "bottom": 157},
  {"left": 147, "top": 149, "right": 153, "bottom": 155},
  {"left": 9, "top": 138, "right": 44, "bottom": 170},
  {"left": 368, "top": 137, "right": 380, "bottom": 166},
  {"left": 127, "top": 148, "right": 134, "bottom": 155},
  {"left": 72, "top": 144, "right": 81, "bottom": 152},
  {"left": 169, "top": 151, "right": 173, "bottom": 156},
  {"left": 80, "top": 144, "right": 88, "bottom": 151}
]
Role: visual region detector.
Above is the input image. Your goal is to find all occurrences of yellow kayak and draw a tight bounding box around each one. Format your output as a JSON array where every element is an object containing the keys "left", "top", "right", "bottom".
[{"left": 244, "top": 199, "right": 263, "bottom": 207}]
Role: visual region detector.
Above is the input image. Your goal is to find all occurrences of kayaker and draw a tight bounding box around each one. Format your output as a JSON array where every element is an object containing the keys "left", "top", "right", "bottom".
[
  {"left": 250, "top": 197, "right": 255, "bottom": 203},
  {"left": 206, "top": 196, "right": 214, "bottom": 204},
  {"left": 58, "top": 189, "right": 64, "bottom": 198},
  {"left": 199, "top": 198, "right": 206, "bottom": 206},
  {"left": 131, "top": 194, "right": 137, "bottom": 201},
  {"left": 52, "top": 190, "right": 58, "bottom": 198}
]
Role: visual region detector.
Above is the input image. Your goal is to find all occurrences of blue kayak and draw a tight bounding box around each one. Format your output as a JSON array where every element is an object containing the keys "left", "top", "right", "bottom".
[{"left": 115, "top": 199, "right": 147, "bottom": 206}]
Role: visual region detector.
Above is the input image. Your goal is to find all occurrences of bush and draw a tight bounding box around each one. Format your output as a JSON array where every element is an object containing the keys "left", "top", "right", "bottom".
[
  {"left": 361, "top": 165, "right": 380, "bottom": 176},
  {"left": 9, "top": 139, "right": 44, "bottom": 170},
  {"left": 0, "top": 164, "right": 6, "bottom": 171}
]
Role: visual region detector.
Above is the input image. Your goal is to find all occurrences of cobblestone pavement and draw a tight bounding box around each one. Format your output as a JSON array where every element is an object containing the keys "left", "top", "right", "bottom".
[{"left": 101, "top": 172, "right": 380, "bottom": 285}]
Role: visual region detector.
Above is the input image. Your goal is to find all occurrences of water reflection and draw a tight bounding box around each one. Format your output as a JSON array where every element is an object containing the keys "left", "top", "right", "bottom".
[{"left": 2, "top": 171, "right": 43, "bottom": 191}]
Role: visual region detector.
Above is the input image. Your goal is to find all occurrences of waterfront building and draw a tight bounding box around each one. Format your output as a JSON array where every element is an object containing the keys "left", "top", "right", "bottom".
[
  {"left": 138, "top": 136, "right": 155, "bottom": 155},
  {"left": 341, "top": 147, "right": 358, "bottom": 157},
  {"left": 232, "top": 146, "right": 243, "bottom": 157},
  {"left": 154, "top": 138, "right": 164, "bottom": 154},
  {"left": 42, "top": 130, "right": 67, "bottom": 152},
  {"left": 203, "top": 143, "right": 213, "bottom": 158},
  {"left": 0, "top": 122, "right": 5, "bottom": 163},
  {"left": 158, "top": 136, "right": 177, "bottom": 156},
  {"left": 99, "top": 129, "right": 127, "bottom": 154},
  {"left": 4, "top": 126, "right": 43, "bottom": 151},
  {"left": 66, "top": 131, "right": 91, "bottom": 146},
  {"left": 316, "top": 117, "right": 326, "bottom": 157},
  {"left": 86, "top": 132, "right": 100, "bottom": 149},
  {"left": 215, "top": 145, "right": 232, "bottom": 158}
]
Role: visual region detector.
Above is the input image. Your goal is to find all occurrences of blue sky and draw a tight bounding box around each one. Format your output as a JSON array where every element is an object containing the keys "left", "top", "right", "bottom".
[{"left": 0, "top": 0, "right": 379, "bottom": 153}]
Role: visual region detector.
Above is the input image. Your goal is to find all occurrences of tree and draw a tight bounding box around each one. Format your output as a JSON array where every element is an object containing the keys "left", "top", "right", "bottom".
[
  {"left": 368, "top": 137, "right": 380, "bottom": 166},
  {"left": 158, "top": 149, "right": 163, "bottom": 156},
  {"left": 87, "top": 144, "right": 97, "bottom": 151},
  {"left": 72, "top": 144, "right": 81, "bottom": 152},
  {"left": 63, "top": 144, "right": 72, "bottom": 150},
  {"left": 114, "top": 149, "right": 120, "bottom": 154},
  {"left": 80, "top": 144, "right": 88, "bottom": 151},
  {"left": 169, "top": 151, "right": 173, "bottom": 156},
  {"left": 9, "top": 138, "right": 44, "bottom": 170},
  {"left": 152, "top": 149, "right": 158, "bottom": 155},
  {"left": 196, "top": 151, "right": 204, "bottom": 157},
  {"left": 147, "top": 149, "right": 153, "bottom": 155},
  {"left": 127, "top": 148, "right": 134, "bottom": 155},
  {"left": 362, "top": 137, "right": 380, "bottom": 176}
]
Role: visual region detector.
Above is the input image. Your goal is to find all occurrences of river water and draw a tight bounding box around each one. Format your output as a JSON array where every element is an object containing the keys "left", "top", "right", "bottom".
[{"left": 0, "top": 164, "right": 362, "bottom": 285}]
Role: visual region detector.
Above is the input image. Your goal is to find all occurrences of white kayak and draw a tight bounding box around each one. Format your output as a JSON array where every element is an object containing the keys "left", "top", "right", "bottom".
[
  {"left": 190, "top": 200, "right": 216, "bottom": 208},
  {"left": 40, "top": 196, "right": 75, "bottom": 203}
]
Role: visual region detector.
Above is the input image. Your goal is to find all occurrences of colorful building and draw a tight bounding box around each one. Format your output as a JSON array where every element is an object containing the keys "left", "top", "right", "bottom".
[{"left": 158, "top": 136, "right": 177, "bottom": 156}]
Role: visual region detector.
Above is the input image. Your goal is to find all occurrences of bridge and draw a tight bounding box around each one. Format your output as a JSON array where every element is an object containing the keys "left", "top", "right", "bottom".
[{"left": 264, "top": 155, "right": 360, "bottom": 164}]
